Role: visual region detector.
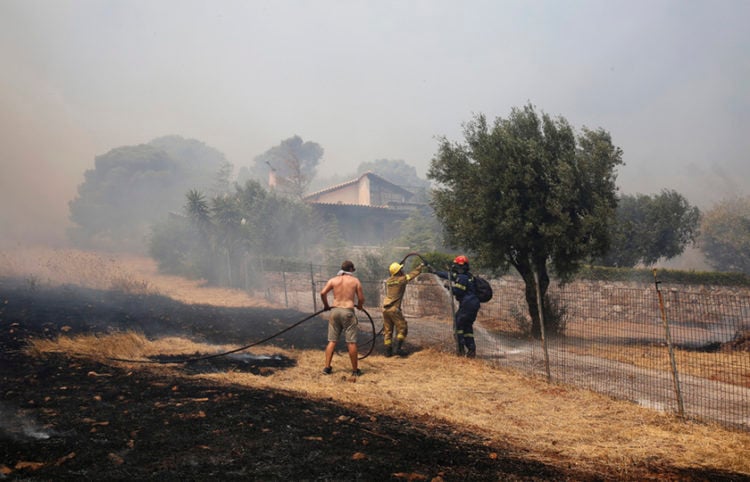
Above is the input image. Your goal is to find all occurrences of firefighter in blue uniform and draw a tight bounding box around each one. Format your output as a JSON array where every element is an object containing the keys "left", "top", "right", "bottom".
[{"left": 433, "top": 255, "right": 480, "bottom": 358}]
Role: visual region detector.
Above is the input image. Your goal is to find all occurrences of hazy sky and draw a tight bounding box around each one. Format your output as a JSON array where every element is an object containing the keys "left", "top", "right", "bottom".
[{"left": 1, "top": 0, "right": 748, "bottom": 245}]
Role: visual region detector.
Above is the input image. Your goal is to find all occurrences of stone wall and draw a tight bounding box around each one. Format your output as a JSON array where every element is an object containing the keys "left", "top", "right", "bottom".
[
  {"left": 401, "top": 275, "right": 750, "bottom": 340},
  {"left": 260, "top": 270, "right": 750, "bottom": 341}
]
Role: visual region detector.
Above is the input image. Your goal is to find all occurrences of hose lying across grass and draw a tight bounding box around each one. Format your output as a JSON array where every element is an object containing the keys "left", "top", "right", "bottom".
[
  {"left": 109, "top": 252, "right": 432, "bottom": 365},
  {"left": 107, "top": 307, "right": 378, "bottom": 364}
]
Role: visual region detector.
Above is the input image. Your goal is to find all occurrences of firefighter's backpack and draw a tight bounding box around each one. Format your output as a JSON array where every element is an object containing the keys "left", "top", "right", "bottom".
[{"left": 474, "top": 276, "right": 493, "bottom": 303}]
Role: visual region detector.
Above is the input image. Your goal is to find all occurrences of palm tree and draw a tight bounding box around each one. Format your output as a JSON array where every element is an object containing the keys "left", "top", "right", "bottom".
[
  {"left": 211, "top": 194, "right": 244, "bottom": 285},
  {"left": 185, "top": 190, "right": 212, "bottom": 235}
]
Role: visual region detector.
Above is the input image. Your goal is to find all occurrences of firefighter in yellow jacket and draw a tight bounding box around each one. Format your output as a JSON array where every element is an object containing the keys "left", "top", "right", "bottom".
[{"left": 382, "top": 261, "right": 424, "bottom": 357}]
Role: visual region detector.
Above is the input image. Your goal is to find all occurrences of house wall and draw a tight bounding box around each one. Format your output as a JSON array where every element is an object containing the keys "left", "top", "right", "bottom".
[
  {"left": 304, "top": 173, "right": 416, "bottom": 246},
  {"left": 306, "top": 174, "right": 410, "bottom": 206},
  {"left": 359, "top": 176, "right": 371, "bottom": 205}
]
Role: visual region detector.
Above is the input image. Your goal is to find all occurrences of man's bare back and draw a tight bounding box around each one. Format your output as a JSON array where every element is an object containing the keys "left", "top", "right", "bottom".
[{"left": 320, "top": 272, "right": 364, "bottom": 310}]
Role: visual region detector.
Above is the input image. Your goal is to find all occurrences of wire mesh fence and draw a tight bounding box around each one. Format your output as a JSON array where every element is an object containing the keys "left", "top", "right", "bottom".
[{"left": 250, "top": 261, "right": 750, "bottom": 431}]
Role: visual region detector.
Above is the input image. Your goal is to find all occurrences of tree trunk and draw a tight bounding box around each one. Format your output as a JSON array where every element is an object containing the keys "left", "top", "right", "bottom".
[{"left": 513, "top": 256, "right": 549, "bottom": 339}]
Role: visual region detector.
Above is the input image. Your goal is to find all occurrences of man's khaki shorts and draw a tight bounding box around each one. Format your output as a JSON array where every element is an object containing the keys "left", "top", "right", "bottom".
[{"left": 328, "top": 307, "right": 358, "bottom": 343}]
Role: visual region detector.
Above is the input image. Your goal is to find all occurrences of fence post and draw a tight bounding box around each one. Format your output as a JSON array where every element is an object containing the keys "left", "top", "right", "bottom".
[
  {"left": 533, "top": 269, "right": 551, "bottom": 382},
  {"left": 260, "top": 257, "right": 271, "bottom": 302},
  {"left": 310, "top": 263, "right": 317, "bottom": 312},
  {"left": 653, "top": 269, "right": 685, "bottom": 418}
]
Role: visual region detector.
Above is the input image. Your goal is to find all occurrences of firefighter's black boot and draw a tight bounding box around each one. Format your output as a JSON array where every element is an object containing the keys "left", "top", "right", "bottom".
[
  {"left": 466, "top": 339, "right": 476, "bottom": 358},
  {"left": 457, "top": 344, "right": 465, "bottom": 356},
  {"left": 385, "top": 344, "right": 393, "bottom": 357},
  {"left": 395, "top": 339, "right": 405, "bottom": 357}
]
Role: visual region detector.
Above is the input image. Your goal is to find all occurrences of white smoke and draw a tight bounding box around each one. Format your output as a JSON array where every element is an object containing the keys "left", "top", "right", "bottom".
[{"left": 0, "top": 402, "right": 52, "bottom": 441}]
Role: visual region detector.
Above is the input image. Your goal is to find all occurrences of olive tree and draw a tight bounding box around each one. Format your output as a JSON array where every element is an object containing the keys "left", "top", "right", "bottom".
[
  {"left": 428, "top": 105, "right": 623, "bottom": 337},
  {"left": 699, "top": 196, "right": 750, "bottom": 274},
  {"left": 600, "top": 190, "right": 701, "bottom": 267}
]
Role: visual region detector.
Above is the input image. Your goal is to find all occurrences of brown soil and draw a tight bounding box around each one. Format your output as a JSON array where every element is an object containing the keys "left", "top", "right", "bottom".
[
  {"left": 723, "top": 330, "right": 750, "bottom": 352},
  {"left": 1, "top": 277, "right": 745, "bottom": 481}
]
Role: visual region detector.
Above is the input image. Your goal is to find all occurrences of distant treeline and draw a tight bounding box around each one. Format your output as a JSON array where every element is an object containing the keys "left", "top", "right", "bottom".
[{"left": 574, "top": 266, "right": 750, "bottom": 287}]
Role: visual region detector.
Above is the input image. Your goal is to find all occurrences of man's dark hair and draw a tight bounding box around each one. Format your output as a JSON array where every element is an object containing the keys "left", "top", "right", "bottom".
[{"left": 341, "top": 260, "right": 355, "bottom": 272}]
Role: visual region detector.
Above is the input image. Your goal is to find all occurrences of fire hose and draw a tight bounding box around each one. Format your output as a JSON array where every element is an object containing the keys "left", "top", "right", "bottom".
[
  {"left": 107, "top": 254, "right": 433, "bottom": 365},
  {"left": 400, "top": 251, "right": 429, "bottom": 267},
  {"left": 108, "top": 307, "right": 377, "bottom": 364}
]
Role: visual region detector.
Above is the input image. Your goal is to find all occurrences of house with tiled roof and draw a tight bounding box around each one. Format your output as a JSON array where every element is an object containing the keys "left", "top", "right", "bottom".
[{"left": 302, "top": 172, "right": 422, "bottom": 246}]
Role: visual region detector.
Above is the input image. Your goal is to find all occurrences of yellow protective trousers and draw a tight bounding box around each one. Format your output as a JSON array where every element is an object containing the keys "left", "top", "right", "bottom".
[{"left": 382, "top": 306, "right": 408, "bottom": 345}]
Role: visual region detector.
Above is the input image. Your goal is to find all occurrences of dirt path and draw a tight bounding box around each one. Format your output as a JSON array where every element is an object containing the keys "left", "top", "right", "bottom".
[
  {"left": 398, "top": 310, "right": 750, "bottom": 431},
  {"left": 464, "top": 324, "right": 750, "bottom": 430}
]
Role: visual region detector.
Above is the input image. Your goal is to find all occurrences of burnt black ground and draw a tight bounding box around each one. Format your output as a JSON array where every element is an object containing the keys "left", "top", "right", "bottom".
[{"left": 1, "top": 278, "right": 746, "bottom": 481}]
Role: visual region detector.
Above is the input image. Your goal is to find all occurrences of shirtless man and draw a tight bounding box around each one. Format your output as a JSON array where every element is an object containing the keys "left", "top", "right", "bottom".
[{"left": 320, "top": 260, "right": 365, "bottom": 376}]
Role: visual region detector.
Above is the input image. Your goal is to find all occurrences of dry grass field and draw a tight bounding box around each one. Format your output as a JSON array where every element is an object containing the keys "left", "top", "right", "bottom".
[
  {"left": 566, "top": 342, "right": 750, "bottom": 388},
  {"left": 2, "top": 247, "right": 750, "bottom": 480}
]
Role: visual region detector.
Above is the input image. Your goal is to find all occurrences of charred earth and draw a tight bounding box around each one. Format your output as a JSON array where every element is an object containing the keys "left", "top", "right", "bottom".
[{"left": 0, "top": 278, "right": 744, "bottom": 481}]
